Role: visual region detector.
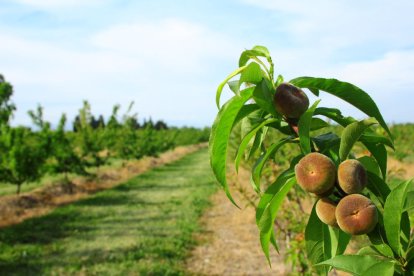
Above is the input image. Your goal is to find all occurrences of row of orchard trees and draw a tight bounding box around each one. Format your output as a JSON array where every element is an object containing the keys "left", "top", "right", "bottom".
[{"left": 0, "top": 75, "right": 209, "bottom": 194}]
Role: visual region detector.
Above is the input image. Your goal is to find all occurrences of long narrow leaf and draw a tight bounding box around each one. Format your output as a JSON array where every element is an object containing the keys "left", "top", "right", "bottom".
[
  {"left": 316, "top": 255, "right": 392, "bottom": 276},
  {"left": 216, "top": 65, "right": 247, "bottom": 108},
  {"left": 339, "top": 118, "right": 377, "bottom": 161},
  {"left": 209, "top": 87, "right": 254, "bottom": 206},
  {"left": 383, "top": 179, "right": 413, "bottom": 255},
  {"left": 251, "top": 138, "right": 292, "bottom": 190},
  {"left": 234, "top": 118, "right": 278, "bottom": 174},
  {"left": 290, "top": 77, "right": 393, "bottom": 140},
  {"left": 298, "top": 100, "right": 320, "bottom": 154},
  {"left": 258, "top": 177, "right": 296, "bottom": 263}
]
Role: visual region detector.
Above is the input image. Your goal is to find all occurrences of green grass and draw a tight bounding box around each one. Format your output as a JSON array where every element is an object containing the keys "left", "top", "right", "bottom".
[{"left": 0, "top": 148, "right": 217, "bottom": 275}]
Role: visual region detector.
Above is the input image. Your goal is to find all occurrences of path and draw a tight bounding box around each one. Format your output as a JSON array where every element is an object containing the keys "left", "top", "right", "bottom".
[{"left": 186, "top": 167, "right": 287, "bottom": 275}]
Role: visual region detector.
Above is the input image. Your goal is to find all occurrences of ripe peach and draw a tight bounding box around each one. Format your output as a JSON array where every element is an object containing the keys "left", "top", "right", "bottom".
[
  {"left": 295, "top": 152, "right": 336, "bottom": 196},
  {"left": 316, "top": 198, "right": 338, "bottom": 227},
  {"left": 273, "top": 83, "right": 309, "bottom": 119},
  {"left": 336, "top": 194, "right": 378, "bottom": 235},
  {"left": 338, "top": 159, "right": 367, "bottom": 194}
]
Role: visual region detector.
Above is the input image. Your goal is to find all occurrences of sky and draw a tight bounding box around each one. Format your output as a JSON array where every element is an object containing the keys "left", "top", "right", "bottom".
[{"left": 1, "top": 0, "right": 414, "bottom": 128}]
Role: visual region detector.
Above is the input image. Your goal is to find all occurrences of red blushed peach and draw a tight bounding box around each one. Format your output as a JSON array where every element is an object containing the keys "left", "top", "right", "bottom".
[
  {"left": 295, "top": 152, "right": 336, "bottom": 196},
  {"left": 336, "top": 194, "right": 378, "bottom": 235},
  {"left": 338, "top": 159, "right": 367, "bottom": 194}
]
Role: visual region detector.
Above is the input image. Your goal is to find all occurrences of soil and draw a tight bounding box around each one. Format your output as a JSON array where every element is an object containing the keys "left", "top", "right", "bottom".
[{"left": 0, "top": 143, "right": 205, "bottom": 228}]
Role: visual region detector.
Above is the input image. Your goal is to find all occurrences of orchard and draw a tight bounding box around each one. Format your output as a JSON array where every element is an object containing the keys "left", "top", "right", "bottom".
[{"left": 209, "top": 46, "right": 414, "bottom": 275}]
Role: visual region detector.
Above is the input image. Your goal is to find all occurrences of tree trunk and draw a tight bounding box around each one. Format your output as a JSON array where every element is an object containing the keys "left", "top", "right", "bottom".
[{"left": 16, "top": 183, "right": 21, "bottom": 195}]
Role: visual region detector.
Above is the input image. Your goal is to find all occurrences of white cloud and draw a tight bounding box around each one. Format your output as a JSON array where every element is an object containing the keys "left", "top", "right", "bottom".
[
  {"left": 13, "top": 0, "right": 104, "bottom": 9},
  {"left": 0, "top": 18, "right": 241, "bottom": 127},
  {"left": 242, "top": 0, "right": 414, "bottom": 49},
  {"left": 91, "top": 18, "right": 238, "bottom": 73}
]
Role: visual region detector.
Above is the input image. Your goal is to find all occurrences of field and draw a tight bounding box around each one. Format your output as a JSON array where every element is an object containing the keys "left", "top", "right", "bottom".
[
  {"left": 0, "top": 77, "right": 413, "bottom": 275},
  {"left": 0, "top": 124, "right": 411, "bottom": 275},
  {"left": 0, "top": 148, "right": 217, "bottom": 275}
]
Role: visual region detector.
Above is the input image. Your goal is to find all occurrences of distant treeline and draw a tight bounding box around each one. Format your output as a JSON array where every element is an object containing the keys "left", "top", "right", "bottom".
[{"left": 0, "top": 74, "right": 210, "bottom": 194}]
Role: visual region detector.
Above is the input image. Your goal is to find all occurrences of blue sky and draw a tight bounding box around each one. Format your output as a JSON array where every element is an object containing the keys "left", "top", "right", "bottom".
[{"left": 1, "top": 0, "right": 414, "bottom": 127}]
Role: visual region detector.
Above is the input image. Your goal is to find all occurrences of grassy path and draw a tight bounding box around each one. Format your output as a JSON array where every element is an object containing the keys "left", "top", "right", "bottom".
[{"left": 0, "top": 148, "right": 216, "bottom": 275}]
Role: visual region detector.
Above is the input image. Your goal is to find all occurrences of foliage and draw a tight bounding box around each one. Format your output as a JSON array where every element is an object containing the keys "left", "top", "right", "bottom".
[
  {"left": 209, "top": 45, "right": 413, "bottom": 274},
  {"left": 0, "top": 75, "right": 210, "bottom": 194},
  {"left": 0, "top": 75, "right": 16, "bottom": 127},
  {"left": 0, "top": 126, "right": 46, "bottom": 194}
]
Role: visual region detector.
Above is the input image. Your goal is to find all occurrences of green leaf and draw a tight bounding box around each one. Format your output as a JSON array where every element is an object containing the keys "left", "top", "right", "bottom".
[
  {"left": 316, "top": 255, "right": 389, "bottom": 275},
  {"left": 290, "top": 77, "right": 393, "bottom": 140},
  {"left": 256, "top": 169, "right": 296, "bottom": 224},
  {"left": 209, "top": 87, "right": 254, "bottom": 206},
  {"left": 363, "top": 142, "right": 388, "bottom": 179},
  {"left": 339, "top": 118, "right": 377, "bottom": 161},
  {"left": 331, "top": 227, "right": 352, "bottom": 257},
  {"left": 305, "top": 204, "right": 350, "bottom": 274},
  {"left": 252, "top": 79, "right": 279, "bottom": 117},
  {"left": 360, "top": 132, "right": 394, "bottom": 150},
  {"left": 298, "top": 100, "right": 320, "bottom": 154},
  {"left": 239, "top": 62, "right": 264, "bottom": 87},
  {"left": 227, "top": 80, "right": 240, "bottom": 94},
  {"left": 312, "top": 132, "right": 340, "bottom": 154},
  {"left": 310, "top": 117, "right": 329, "bottom": 131},
  {"left": 252, "top": 45, "right": 270, "bottom": 58},
  {"left": 358, "top": 244, "right": 394, "bottom": 258},
  {"left": 233, "top": 104, "right": 261, "bottom": 127},
  {"left": 216, "top": 65, "right": 248, "bottom": 108},
  {"left": 383, "top": 179, "right": 413, "bottom": 255},
  {"left": 234, "top": 118, "right": 278, "bottom": 174},
  {"left": 258, "top": 177, "right": 296, "bottom": 264},
  {"left": 404, "top": 191, "right": 414, "bottom": 212},
  {"left": 251, "top": 138, "right": 292, "bottom": 190},
  {"left": 366, "top": 171, "right": 391, "bottom": 207},
  {"left": 361, "top": 261, "right": 394, "bottom": 276},
  {"left": 239, "top": 46, "right": 270, "bottom": 67},
  {"left": 358, "top": 156, "right": 381, "bottom": 178}
]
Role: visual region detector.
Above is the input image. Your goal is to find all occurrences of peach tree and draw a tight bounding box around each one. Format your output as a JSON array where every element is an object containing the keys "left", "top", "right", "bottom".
[{"left": 209, "top": 46, "right": 413, "bottom": 275}]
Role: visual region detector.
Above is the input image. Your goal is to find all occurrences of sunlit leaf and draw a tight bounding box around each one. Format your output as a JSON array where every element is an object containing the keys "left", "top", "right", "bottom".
[
  {"left": 316, "top": 255, "right": 389, "bottom": 275},
  {"left": 383, "top": 179, "right": 412, "bottom": 255},
  {"left": 298, "top": 100, "right": 320, "bottom": 154},
  {"left": 209, "top": 87, "right": 254, "bottom": 206},
  {"left": 290, "top": 77, "right": 393, "bottom": 140},
  {"left": 216, "top": 65, "right": 248, "bottom": 108},
  {"left": 339, "top": 118, "right": 377, "bottom": 161},
  {"left": 251, "top": 138, "right": 292, "bottom": 190}
]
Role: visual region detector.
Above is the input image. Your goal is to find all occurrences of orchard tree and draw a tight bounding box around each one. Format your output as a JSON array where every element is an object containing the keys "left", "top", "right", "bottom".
[
  {"left": 209, "top": 46, "right": 413, "bottom": 275},
  {"left": 28, "top": 105, "right": 53, "bottom": 158},
  {"left": 0, "top": 74, "right": 16, "bottom": 127},
  {"left": 50, "top": 114, "right": 87, "bottom": 191},
  {"left": 76, "top": 101, "right": 107, "bottom": 169},
  {"left": 0, "top": 127, "right": 45, "bottom": 194}
]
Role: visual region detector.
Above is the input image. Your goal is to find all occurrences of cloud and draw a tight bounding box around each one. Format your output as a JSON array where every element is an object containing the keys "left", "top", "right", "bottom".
[
  {"left": 91, "top": 18, "right": 237, "bottom": 73},
  {"left": 12, "top": 0, "right": 104, "bottom": 9},
  {"left": 0, "top": 18, "right": 241, "bottom": 127},
  {"left": 241, "top": 0, "right": 414, "bottom": 50}
]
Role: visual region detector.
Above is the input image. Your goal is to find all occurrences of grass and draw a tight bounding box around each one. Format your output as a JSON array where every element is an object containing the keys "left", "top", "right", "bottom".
[{"left": 0, "top": 148, "right": 217, "bottom": 275}]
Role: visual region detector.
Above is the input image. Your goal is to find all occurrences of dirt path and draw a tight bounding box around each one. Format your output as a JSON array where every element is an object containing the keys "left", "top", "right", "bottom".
[
  {"left": 186, "top": 167, "right": 288, "bottom": 275},
  {"left": 388, "top": 157, "right": 414, "bottom": 179}
]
